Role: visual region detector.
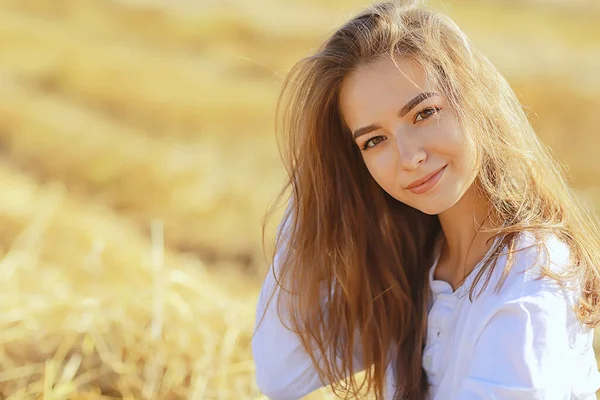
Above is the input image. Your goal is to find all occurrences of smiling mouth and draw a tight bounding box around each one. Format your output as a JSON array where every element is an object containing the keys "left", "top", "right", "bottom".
[{"left": 406, "top": 165, "right": 447, "bottom": 195}]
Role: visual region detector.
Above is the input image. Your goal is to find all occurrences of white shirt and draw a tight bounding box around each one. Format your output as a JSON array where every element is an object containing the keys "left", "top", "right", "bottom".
[{"left": 252, "top": 229, "right": 600, "bottom": 399}]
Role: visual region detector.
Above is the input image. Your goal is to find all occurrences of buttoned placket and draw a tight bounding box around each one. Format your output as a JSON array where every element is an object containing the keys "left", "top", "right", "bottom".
[{"left": 424, "top": 280, "right": 457, "bottom": 387}]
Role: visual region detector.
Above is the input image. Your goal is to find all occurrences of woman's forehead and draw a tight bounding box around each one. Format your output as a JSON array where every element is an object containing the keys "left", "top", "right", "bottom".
[
  {"left": 341, "top": 58, "right": 432, "bottom": 100},
  {"left": 339, "top": 58, "right": 437, "bottom": 120}
]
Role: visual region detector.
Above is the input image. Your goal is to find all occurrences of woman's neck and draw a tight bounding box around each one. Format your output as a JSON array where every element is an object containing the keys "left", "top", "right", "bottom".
[{"left": 435, "top": 182, "right": 500, "bottom": 287}]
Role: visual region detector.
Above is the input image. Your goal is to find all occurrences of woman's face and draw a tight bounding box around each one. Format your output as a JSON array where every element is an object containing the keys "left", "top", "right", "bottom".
[{"left": 339, "top": 56, "right": 479, "bottom": 215}]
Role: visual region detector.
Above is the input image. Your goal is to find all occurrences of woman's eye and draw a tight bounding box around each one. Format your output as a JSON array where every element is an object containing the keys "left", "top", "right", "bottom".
[
  {"left": 414, "top": 107, "right": 441, "bottom": 123},
  {"left": 362, "top": 136, "right": 385, "bottom": 150}
]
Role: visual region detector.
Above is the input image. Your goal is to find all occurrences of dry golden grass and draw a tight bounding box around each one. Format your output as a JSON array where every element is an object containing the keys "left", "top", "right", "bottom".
[
  {"left": 0, "top": 162, "right": 262, "bottom": 399},
  {"left": 0, "top": 74, "right": 284, "bottom": 266},
  {"left": 0, "top": 0, "right": 597, "bottom": 398}
]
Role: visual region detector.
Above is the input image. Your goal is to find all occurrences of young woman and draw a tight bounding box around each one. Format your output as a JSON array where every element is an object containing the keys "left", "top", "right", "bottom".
[{"left": 252, "top": 1, "right": 600, "bottom": 399}]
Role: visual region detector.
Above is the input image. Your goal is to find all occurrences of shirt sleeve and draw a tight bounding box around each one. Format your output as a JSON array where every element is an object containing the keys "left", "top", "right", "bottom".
[
  {"left": 252, "top": 200, "right": 365, "bottom": 400},
  {"left": 456, "top": 276, "right": 574, "bottom": 400}
]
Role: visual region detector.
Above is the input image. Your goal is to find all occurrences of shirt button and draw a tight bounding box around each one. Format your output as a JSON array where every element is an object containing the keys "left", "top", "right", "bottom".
[{"left": 423, "top": 353, "right": 433, "bottom": 369}]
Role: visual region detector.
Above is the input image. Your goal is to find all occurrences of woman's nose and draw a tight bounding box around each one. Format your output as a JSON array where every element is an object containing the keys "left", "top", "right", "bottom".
[{"left": 395, "top": 134, "right": 427, "bottom": 171}]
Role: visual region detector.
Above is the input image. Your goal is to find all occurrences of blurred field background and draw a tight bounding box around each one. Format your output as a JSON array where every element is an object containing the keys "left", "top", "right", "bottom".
[{"left": 0, "top": 0, "right": 598, "bottom": 398}]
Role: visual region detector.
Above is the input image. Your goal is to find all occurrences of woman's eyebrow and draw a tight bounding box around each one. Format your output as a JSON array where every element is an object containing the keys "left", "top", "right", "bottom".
[
  {"left": 399, "top": 92, "right": 438, "bottom": 117},
  {"left": 352, "top": 92, "right": 439, "bottom": 141}
]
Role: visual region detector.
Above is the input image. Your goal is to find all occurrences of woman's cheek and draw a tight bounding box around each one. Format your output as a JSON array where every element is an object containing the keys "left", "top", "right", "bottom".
[{"left": 366, "top": 151, "right": 398, "bottom": 189}]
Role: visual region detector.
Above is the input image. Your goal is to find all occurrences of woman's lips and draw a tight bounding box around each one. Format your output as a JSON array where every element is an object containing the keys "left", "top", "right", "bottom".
[{"left": 406, "top": 165, "right": 447, "bottom": 195}]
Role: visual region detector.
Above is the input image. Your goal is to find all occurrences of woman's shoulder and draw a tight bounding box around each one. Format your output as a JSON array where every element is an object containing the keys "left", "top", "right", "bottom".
[
  {"left": 467, "top": 230, "right": 594, "bottom": 351},
  {"left": 472, "top": 230, "right": 576, "bottom": 307},
  {"left": 505, "top": 230, "right": 571, "bottom": 279}
]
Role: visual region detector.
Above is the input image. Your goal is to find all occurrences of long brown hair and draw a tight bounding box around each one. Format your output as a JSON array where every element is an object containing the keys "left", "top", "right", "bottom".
[{"left": 260, "top": 1, "right": 600, "bottom": 399}]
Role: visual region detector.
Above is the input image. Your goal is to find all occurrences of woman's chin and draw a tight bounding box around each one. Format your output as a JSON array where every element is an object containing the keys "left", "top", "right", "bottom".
[
  {"left": 418, "top": 205, "right": 448, "bottom": 216},
  {"left": 410, "top": 196, "right": 458, "bottom": 216}
]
